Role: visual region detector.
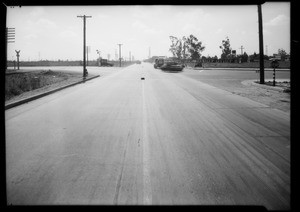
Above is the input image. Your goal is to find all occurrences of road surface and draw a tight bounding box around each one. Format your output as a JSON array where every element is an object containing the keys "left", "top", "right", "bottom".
[{"left": 5, "top": 63, "right": 290, "bottom": 209}]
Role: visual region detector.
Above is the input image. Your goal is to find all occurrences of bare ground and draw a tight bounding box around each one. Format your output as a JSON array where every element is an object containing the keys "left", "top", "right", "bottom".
[{"left": 234, "top": 80, "right": 290, "bottom": 113}]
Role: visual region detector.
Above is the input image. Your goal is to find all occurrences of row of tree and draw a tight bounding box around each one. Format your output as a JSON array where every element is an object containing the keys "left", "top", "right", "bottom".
[
  {"left": 169, "top": 35, "right": 205, "bottom": 62},
  {"left": 169, "top": 35, "right": 289, "bottom": 63}
]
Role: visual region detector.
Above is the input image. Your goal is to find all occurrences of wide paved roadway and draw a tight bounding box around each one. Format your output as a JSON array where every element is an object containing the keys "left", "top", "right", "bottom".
[{"left": 5, "top": 63, "right": 290, "bottom": 209}]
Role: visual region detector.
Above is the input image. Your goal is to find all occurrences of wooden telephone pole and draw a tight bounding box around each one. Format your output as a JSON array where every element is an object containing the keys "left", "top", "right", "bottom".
[
  {"left": 258, "top": 5, "right": 265, "bottom": 84},
  {"left": 77, "top": 15, "right": 92, "bottom": 77},
  {"left": 118, "top": 44, "right": 123, "bottom": 67}
]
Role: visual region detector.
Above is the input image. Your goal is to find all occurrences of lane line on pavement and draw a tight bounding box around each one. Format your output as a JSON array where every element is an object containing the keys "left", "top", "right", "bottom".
[{"left": 142, "top": 79, "right": 152, "bottom": 205}]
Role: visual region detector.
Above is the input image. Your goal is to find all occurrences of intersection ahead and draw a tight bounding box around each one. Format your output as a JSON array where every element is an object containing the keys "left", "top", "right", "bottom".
[{"left": 6, "top": 63, "right": 290, "bottom": 209}]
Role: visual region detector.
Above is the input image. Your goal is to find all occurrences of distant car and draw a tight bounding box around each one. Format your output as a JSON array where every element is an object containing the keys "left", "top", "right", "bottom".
[
  {"left": 154, "top": 58, "right": 165, "bottom": 69},
  {"left": 160, "top": 59, "right": 184, "bottom": 72},
  {"left": 136, "top": 60, "right": 141, "bottom": 64},
  {"left": 99, "top": 59, "right": 114, "bottom": 67}
]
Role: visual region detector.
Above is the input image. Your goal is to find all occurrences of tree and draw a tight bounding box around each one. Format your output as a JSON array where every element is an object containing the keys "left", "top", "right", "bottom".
[
  {"left": 169, "top": 34, "right": 205, "bottom": 62},
  {"left": 182, "top": 36, "right": 190, "bottom": 62},
  {"left": 240, "top": 52, "right": 248, "bottom": 62},
  {"left": 278, "top": 48, "right": 287, "bottom": 56},
  {"left": 219, "top": 36, "right": 232, "bottom": 59},
  {"left": 278, "top": 48, "right": 288, "bottom": 60},
  {"left": 185, "top": 34, "right": 205, "bottom": 61},
  {"left": 249, "top": 52, "right": 269, "bottom": 62},
  {"left": 169, "top": 36, "right": 182, "bottom": 59}
]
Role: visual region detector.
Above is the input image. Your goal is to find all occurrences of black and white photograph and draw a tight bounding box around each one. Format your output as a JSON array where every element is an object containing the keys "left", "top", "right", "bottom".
[{"left": 4, "top": 1, "right": 291, "bottom": 210}]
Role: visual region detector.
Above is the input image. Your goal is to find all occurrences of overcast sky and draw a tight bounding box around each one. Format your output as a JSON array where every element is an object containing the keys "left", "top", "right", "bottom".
[{"left": 6, "top": 3, "right": 290, "bottom": 61}]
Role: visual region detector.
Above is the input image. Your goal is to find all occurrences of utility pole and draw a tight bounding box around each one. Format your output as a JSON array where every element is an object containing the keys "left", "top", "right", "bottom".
[
  {"left": 77, "top": 15, "right": 92, "bottom": 77},
  {"left": 266, "top": 45, "right": 268, "bottom": 56},
  {"left": 86, "top": 46, "right": 90, "bottom": 66},
  {"left": 239, "top": 45, "right": 244, "bottom": 55},
  {"left": 15, "top": 50, "right": 20, "bottom": 70},
  {"left": 258, "top": 5, "right": 264, "bottom": 84},
  {"left": 96, "top": 50, "right": 101, "bottom": 66},
  {"left": 129, "top": 51, "right": 131, "bottom": 62},
  {"left": 117, "top": 44, "right": 123, "bottom": 67}
]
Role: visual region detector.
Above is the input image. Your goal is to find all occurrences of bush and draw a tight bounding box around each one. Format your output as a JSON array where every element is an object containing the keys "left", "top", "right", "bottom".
[{"left": 5, "top": 71, "right": 72, "bottom": 101}]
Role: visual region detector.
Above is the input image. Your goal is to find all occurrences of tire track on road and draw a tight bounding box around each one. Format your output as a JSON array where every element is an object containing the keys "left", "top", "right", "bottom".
[
  {"left": 113, "top": 132, "right": 130, "bottom": 205},
  {"left": 142, "top": 73, "right": 152, "bottom": 205}
]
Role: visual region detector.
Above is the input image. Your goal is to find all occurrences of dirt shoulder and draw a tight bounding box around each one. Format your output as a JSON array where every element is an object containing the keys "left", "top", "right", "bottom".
[
  {"left": 181, "top": 69, "right": 290, "bottom": 113},
  {"left": 213, "top": 79, "right": 291, "bottom": 113},
  {"left": 5, "top": 70, "right": 92, "bottom": 105},
  {"left": 238, "top": 79, "right": 290, "bottom": 113}
]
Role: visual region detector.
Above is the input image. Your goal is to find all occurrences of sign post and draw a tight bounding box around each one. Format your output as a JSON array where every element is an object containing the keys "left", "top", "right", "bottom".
[
  {"left": 270, "top": 59, "right": 279, "bottom": 86},
  {"left": 15, "top": 50, "right": 20, "bottom": 70}
]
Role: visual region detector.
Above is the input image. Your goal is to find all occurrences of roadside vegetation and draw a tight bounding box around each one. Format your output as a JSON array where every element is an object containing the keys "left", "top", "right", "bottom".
[
  {"left": 6, "top": 60, "right": 137, "bottom": 68},
  {"left": 5, "top": 70, "right": 81, "bottom": 101}
]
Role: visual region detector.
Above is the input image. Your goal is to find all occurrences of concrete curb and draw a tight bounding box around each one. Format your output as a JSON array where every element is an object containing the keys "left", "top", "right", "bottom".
[
  {"left": 241, "top": 79, "right": 290, "bottom": 92},
  {"left": 5, "top": 75, "right": 100, "bottom": 110}
]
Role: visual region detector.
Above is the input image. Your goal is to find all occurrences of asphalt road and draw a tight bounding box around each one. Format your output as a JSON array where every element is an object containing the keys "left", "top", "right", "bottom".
[{"left": 5, "top": 63, "right": 290, "bottom": 209}]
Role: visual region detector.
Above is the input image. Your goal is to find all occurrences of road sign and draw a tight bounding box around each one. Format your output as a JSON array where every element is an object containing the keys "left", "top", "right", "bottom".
[{"left": 270, "top": 60, "right": 279, "bottom": 68}]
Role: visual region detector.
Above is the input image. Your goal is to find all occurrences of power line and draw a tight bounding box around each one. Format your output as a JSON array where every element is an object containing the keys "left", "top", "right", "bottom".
[{"left": 6, "top": 28, "right": 15, "bottom": 71}]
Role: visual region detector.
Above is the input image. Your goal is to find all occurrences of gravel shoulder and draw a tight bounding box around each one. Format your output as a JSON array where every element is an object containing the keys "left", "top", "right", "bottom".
[
  {"left": 238, "top": 79, "right": 290, "bottom": 113},
  {"left": 209, "top": 80, "right": 289, "bottom": 113},
  {"left": 181, "top": 69, "right": 290, "bottom": 113}
]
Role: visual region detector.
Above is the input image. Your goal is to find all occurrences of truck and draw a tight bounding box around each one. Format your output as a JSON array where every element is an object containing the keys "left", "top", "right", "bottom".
[{"left": 99, "top": 59, "right": 114, "bottom": 67}]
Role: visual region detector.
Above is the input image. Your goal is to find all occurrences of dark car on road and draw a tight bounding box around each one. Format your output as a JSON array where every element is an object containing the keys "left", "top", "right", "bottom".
[
  {"left": 154, "top": 58, "right": 165, "bottom": 69},
  {"left": 160, "top": 59, "right": 184, "bottom": 72}
]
